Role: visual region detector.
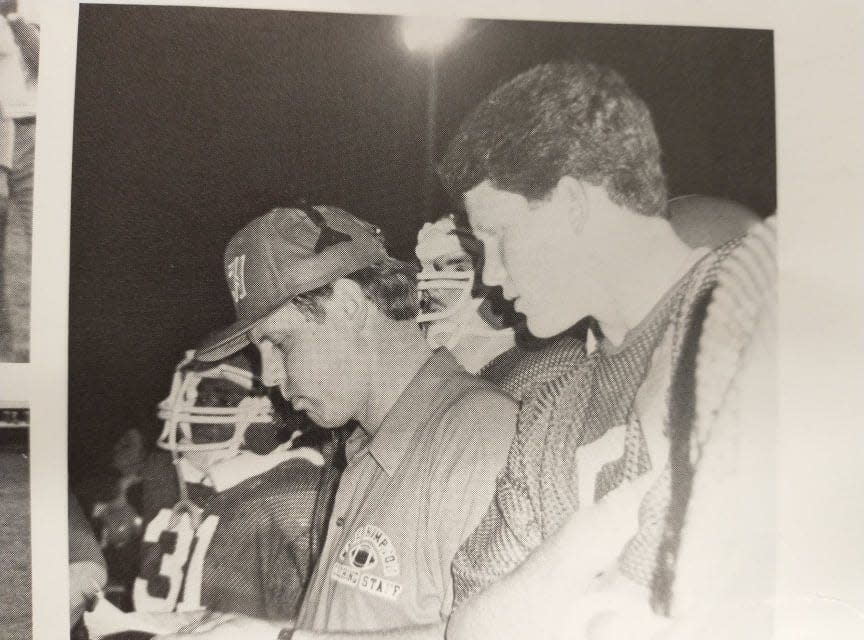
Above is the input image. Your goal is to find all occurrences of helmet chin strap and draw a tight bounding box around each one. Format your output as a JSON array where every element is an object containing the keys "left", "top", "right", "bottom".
[{"left": 170, "top": 451, "right": 204, "bottom": 531}]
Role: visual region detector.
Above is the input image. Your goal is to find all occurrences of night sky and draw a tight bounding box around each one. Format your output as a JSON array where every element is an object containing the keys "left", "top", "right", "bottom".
[{"left": 69, "top": 4, "right": 775, "bottom": 475}]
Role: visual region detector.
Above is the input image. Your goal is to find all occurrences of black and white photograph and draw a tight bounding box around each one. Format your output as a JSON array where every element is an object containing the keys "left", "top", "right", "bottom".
[
  {"left": 0, "top": 0, "right": 38, "bottom": 363},
  {"left": 0, "top": 403, "right": 31, "bottom": 640},
  {"left": 62, "top": 4, "right": 787, "bottom": 640}
]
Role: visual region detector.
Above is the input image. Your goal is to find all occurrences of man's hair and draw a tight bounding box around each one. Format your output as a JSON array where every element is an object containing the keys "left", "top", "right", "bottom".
[
  {"left": 439, "top": 59, "right": 668, "bottom": 217},
  {"left": 292, "top": 257, "right": 420, "bottom": 322}
]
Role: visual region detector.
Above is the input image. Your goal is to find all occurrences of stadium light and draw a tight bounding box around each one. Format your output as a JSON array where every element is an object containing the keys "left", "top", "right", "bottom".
[
  {"left": 401, "top": 16, "right": 466, "bottom": 54},
  {"left": 400, "top": 16, "right": 468, "bottom": 217}
]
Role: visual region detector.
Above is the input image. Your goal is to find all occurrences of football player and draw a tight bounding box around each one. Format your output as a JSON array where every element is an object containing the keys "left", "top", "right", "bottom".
[
  {"left": 414, "top": 215, "right": 515, "bottom": 375},
  {"left": 132, "top": 350, "right": 340, "bottom": 621}
]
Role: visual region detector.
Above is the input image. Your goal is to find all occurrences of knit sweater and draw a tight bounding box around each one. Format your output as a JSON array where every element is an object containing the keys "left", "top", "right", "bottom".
[
  {"left": 451, "top": 221, "right": 775, "bottom": 606},
  {"left": 653, "top": 217, "right": 777, "bottom": 620},
  {"left": 480, "top": 334, "right": 587, "bottom": 402}
]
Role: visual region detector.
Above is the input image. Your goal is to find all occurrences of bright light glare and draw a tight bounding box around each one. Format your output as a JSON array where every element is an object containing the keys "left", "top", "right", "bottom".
[{"left": 401, "top": 16, "right": 467, "bottom": 53}]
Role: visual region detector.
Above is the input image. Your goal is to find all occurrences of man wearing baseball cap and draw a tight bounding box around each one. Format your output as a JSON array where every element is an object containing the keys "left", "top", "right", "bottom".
[{"left": 161, "top": 204, "right": 517, "bottom": 640}]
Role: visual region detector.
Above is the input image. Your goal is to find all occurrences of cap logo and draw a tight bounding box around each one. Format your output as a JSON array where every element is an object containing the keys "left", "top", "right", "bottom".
[
  {"left": 227, "top": 254, "right": 247, "bottom": 304},
  {"left": 301, "top": 205, "right": 353, "bottom": 253}
]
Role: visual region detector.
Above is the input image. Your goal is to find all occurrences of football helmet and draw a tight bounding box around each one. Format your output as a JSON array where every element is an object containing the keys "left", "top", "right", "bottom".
[
  {"left": 414, "top": 216, "right": 515, "bottom": 372},
  {"left": 156, "top": 350, "right": 273, "bottom": 461},
  {"left": 415, "top": 216, "right": 476, "bottom": 325}
]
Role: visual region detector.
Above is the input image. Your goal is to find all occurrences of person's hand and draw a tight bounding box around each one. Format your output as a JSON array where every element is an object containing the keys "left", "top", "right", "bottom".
[
  {"left": 69, "top": 559, "right": 107, "bottom": 627},
  {"left": 155, "top": 613, "right": 287, "bottom": 640}
]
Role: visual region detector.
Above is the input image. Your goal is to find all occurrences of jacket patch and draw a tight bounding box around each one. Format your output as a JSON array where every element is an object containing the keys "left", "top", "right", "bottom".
[{"left": 331, "top": 524, "right": 402, "bottom": 600}]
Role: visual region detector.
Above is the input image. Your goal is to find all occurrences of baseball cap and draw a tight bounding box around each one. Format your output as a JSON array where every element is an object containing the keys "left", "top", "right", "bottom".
[{"left": 196, "top": 205, "right": 387, "bottom": 362}]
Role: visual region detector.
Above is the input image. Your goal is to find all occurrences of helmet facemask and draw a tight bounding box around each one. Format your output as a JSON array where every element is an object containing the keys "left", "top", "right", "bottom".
[
  {"left": 415, "top": 217, "right": 516, "bottom": 371},
  {"left": 415, "top": 217, "right": 479, "bottom": 334},
  {"left": 157, "top": 351, "right": 273, "bottom": 477},
  {"left": 416, "top": 264, "right": 476, "bottom": 326}
]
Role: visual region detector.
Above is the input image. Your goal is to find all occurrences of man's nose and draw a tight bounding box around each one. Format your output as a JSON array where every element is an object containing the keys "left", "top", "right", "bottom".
[{"left": 481, "top": 241, "right": 507, "bottom": 288}]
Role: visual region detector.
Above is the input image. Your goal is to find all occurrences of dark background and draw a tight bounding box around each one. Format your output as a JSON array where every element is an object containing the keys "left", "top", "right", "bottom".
[{"left": 69, "top": 4, "right": 775, "bottom": 477}]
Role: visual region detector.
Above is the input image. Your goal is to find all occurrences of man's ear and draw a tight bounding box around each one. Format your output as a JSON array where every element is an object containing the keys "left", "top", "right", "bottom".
[
  {"left": 330, "top": 278, "right": 369, "bottom": 329},
  {"left": 554, "top": 175, "right": 589, "bottom": 235}
]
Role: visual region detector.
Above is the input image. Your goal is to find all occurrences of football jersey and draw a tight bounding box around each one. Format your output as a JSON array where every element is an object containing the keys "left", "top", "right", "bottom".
[{"left": 135, "top": 452, "right": 339, "bottom": 620}]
